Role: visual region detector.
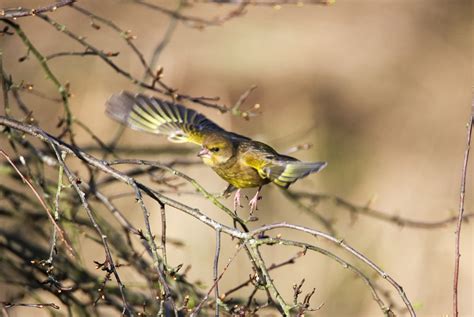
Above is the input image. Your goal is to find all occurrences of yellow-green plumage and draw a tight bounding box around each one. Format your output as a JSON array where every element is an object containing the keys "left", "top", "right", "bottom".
[{"left": 105, "top": 91, "right": 327, "bottom": 190}]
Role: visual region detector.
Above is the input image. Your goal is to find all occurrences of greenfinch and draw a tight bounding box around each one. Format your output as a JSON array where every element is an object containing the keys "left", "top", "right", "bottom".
[{"left": 105, "top": 91, "right": 327, "bottom": 213}]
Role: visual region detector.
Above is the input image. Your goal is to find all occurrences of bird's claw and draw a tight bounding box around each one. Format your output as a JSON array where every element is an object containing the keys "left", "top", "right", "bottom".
[
  {"left": 248, "top": 191, "right": 262, "bottom": 216},
  {"left": 232, "top": 187, "right": 262, "bottom": 220},
  {"left": 233, "top": 189, "right": 242, "bottom": 211}
]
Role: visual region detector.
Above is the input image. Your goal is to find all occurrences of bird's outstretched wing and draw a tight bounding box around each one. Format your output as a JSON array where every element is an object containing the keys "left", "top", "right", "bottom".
[
  {"left": 241, "top": 143, "right": 327, "bottom": 188},
  {"left": 105, "top": 91, "right": 226, "bottom": 145}
]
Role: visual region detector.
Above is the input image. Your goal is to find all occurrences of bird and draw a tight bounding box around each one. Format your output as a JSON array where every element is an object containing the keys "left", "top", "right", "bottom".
[{"left": 105, "top": 91, "right": 327, "bottom": 214}]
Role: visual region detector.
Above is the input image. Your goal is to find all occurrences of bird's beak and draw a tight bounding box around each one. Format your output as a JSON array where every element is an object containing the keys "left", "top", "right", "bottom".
[{"left": 197, "top": 147, "right": 211, "bottom": 159}]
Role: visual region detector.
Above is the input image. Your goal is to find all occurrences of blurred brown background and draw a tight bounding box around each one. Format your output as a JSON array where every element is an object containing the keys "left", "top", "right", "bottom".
[{"left": 1, "top": 0, "right": 472, "bottom": 316}]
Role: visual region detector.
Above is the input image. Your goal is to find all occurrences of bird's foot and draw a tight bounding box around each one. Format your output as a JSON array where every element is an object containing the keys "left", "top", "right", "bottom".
[
  {"left": 248, "top": 187, "right": 262, "bottom": 217},
  {"left": 233, "top": 189, "right": 242, "bottom": 211}
]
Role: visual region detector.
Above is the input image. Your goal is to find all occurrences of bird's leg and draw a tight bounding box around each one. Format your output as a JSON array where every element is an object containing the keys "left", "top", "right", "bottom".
[
  {"left": 233, "top": 189, "right": 242, "bottom": 211},
  {"left": 248, "top": 186, "right": 262, "bottom": 216}
]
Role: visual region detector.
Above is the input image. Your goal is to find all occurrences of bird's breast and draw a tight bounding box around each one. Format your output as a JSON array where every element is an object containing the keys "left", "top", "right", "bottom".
[{"left": 212, "top": 162, "right": 268, "bottom": 189}]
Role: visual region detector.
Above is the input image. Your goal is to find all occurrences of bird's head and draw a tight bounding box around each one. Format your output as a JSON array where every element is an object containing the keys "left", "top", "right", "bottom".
[{"left": 198, "top": 133, "right": 234, "bottom": 166}]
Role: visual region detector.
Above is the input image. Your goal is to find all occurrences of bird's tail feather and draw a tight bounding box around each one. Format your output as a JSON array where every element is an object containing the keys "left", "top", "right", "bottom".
[{"left": 264, "top": 161, "right": 327, "bottom": 188}]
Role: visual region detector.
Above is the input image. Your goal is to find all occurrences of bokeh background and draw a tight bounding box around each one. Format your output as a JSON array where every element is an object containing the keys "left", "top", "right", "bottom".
[{"left": 0, "top": 0, "right": 472, "bottom": 316}]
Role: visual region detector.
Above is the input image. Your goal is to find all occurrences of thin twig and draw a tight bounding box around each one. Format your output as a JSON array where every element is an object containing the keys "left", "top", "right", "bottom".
[
  {"left": 288, "top": 190, "right": 474, "bottom": 229},
  {"left": 47, "top": 150, "right": 66, "bottom": 264},
  {"left": 1, "top": 301, "right": 59, "bottom": 310},
  {"left": 190, "top": 241, "right": 244, "bottom": 316},
  {"left": 46, "top": 50, "right": 119, "bottom": 61},
  {"left": 133, "top": 0, "right": 235, "bottom": 29},
  {"left": 214, "top": 228, "right": 221, "bottom": 316},
  {"left": 453, "top": 97, "right": 473, "bottom": 317},
  {"left": 0, "top": 49, "right": 11, "bottom": 116},
  {"left": 143, "top": 1, "right": 182, "bottom": 82},
  {"left": 230, "top": 84, "right": 261, "bottom": 120},
  {"left": 197, "top": 0, "right": 332, "bottom": 6},
  {"left": 160, "top": 203, "right": 168, "bottom": 266},
  {"left": 0, "top": 0, "right": 75, "bottom": 18}
]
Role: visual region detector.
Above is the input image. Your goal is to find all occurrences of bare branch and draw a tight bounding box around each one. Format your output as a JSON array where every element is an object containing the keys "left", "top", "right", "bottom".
[
  {"left": 198, "top": 0, "right": 333, "bottom": 6},
  {"left": 287, "top": 190, "right": 474, "bottom": 229},
  {"left": 1, "top": 301, "right": 59, "bottom": 310},
  {"left": 0, "top": 0, "right": 75, "bottom": 19},
  {"left": 453, "top": 96, "right": 474, "bottom": 317}
]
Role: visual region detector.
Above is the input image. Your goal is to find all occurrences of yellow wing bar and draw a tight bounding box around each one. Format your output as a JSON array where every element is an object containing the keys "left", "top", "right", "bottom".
[{"left": 105, "top": 91, "right": 225, "bottom": 145}]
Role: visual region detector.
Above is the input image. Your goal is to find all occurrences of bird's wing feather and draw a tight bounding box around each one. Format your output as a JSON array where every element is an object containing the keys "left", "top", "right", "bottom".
[
  {"left": 262, "top": 161, "right": 327, "bottom": 188},
  {"left": 240, "top": 142, "right": 327, "bottom": 188},
  {"left": 105, "top": 91, "right": 226, "bottom": 145}
]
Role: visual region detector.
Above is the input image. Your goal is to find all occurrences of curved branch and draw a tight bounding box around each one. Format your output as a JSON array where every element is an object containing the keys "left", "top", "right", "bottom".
[{"left": 249, "top": 222, "right": 416, "bottom": 316}]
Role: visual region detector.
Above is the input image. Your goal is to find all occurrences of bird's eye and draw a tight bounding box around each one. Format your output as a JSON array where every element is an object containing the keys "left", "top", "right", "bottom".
[{"left": 210, "top": 147, "right": 220, "bottom": 153}]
